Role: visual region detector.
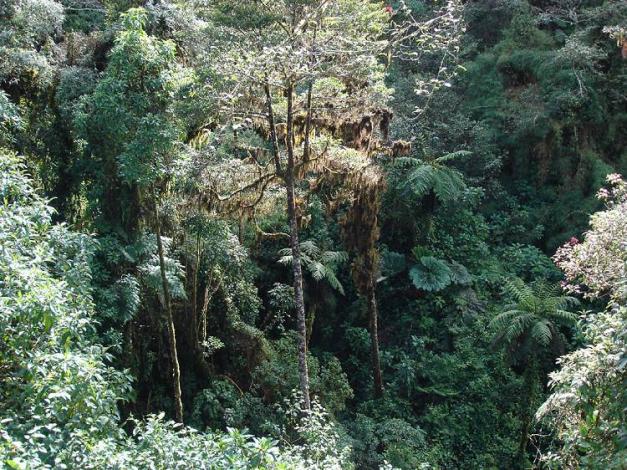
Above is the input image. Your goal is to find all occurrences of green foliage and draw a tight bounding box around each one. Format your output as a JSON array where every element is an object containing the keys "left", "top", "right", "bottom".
[
  {"left": 89, "top": 415, "right": 296, "bottom": 470},
  {"left": 139, "top": 233, "right": 187, "bottom": 301},
  {"left": 498, "top": 243, "right": 562, "bottom": 282},
  {"left": 0, "top": 91, "right": 21, "bottom": 145},
  {"left": 279, "top": 240, "right": 348, "bottom": 295},
  {"left": 75, "top": 7, "right": 190, "bottom": 190},
  {"left": 1, "top": 0, "right": 625, "bottom": 468},
  {"left": 0, "top": 150, "right": 321, "bottom": 470},
  {"left": 409, "top": 256, "right": 452, "bottom": 292},
  {"left": 275, "top": 392, "right": 354, "bottom": 469},
  {"left": 399, "top": 155, "right": 467, "bottom": 204},
  {"left": 490, "top": 278, "right": 579, "bottom": 364},
  {"left": 189, "top": 378, "right": 241, "bottom": 430},
  {"left": 537, "top": 175, "right": 627, "bottom": 468},
  {"left": 380, "top": 317, "right": 523, "bottom": 469},
  {"left": 348, "top": 414, "right": 427, "bottom": 469},
  {"left": 266, "top": 283, "right": 295, "bottom": 334},
  {"left": 0, "top": 150, "right": 129, "bottom": 467},
  {"left": 0, "top": 0, "right": 65, "bottom": 90},
  {"left": 252, "top": 334, "right": 353, "bottom": 415}
]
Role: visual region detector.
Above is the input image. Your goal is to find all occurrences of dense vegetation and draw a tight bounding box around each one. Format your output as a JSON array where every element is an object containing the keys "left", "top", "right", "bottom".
[{"left": 0, "top": 0, "right": 625, "bottom": 468}]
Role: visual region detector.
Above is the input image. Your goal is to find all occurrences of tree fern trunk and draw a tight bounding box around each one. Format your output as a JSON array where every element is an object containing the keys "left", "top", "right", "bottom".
[
  {"left": 368, "top": 285, "right": 384, "bottom": 398},
  {"left": 517, "top": 361, "right": 537, "bottom": 468}
]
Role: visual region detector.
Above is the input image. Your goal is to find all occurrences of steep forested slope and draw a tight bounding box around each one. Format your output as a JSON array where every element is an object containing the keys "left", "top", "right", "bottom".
[{"left": 1, "top": 1, "right": 625, "bottom": 468}]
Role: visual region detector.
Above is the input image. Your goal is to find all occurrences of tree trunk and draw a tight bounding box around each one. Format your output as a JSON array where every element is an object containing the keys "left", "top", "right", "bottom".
[
  {"left": 191, "top": 196, "right": 201, "bottom": 337},
  {"left": 264, "top": 83, "right": 282, "bottom": 176},
  {"left": 199, "top": 284, "right": 209, "bottom": 344},
  {"left": 343, "top": 181, "right": 385, "bottom": 400},
  {"left": 368, "top": 284, "right": 384, "bottom": 398},
  {"left": 303, "top": 27, "right": 316, "bottom": 163},
  {"left": 303, "top": 81, "right": 313, "bottom": 162},
  {"left": 517, "top": 362, "right": 537, "bottom": 468},
  {"left": 285, "top": 83, "right": 311, "bottom": 410},
  {"left": 154, "top": 194, "right": 184, "bottom": 423},
  {"left": 306, "top": 303, "right": 316, "bottom": 347}
]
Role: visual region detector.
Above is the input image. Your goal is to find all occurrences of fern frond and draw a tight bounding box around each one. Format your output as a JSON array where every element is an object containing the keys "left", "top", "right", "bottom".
[
  {"left": 431, "top": 167, "right": 465, "bottom": 203},
  {"left": 404, "top": 164, "right": 436, "bottom": 198},
  {"left": 489, "top": 309, "right": 522, "bottom": 331},
  {"left": 321, "top": 250, "right": 348, "bottom": 265},
  {"left": 434, "top": 150, "right": 472, "bottom": 164},
  {"left": 502, "top": 278, "right": 533, "bottom": 303},
  {"left": 300, "top": 240, "right": 321, "bottom": 258},
  {"left": 502, "top": 313, "right": 536, "bottom": 343},
  {"left": 392, "top": 156, "right": 421, "bottom": 168},
  {"left": 277, "top": 240, "right": 345, "bottom": 293},
  {"left": 310, "top": 261, "right": 326, "bottom": 281},
  {"left": 546, "top": 295, "right": 580, "bottom": 311},
  {"left": 323, "top": 267, "right": 345, "bottom": 295},
  {"left": 493, "top": 279, "right": 577, "bottom": 363},
  {"left": 530, "top": 319, "right": 553, "bottom": 347},
  {"left": 548, "top": 309, "right": 578, "bottom": 324},
  {"left": 278, "top": 254, "right": 293, "bottom": 265}
]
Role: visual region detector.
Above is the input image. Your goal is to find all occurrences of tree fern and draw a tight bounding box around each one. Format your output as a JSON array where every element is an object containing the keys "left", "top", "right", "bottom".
[
  {"left": 490, "top": 278, "right": 579, "bottom": 365},
  {"left": 279, "top": 240, "right": 348, "bottom": 295},
  {"left": 399, "top": 156, "right": 467, "bottom": 204}
]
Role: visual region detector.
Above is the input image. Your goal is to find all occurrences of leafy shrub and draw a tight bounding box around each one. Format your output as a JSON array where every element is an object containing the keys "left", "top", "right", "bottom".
[
  {"left": 252, "top": 334, "right": 353, "bottom": 414},
  {"left": 409, "top": 256, "right": 452, "bottom": 292}
]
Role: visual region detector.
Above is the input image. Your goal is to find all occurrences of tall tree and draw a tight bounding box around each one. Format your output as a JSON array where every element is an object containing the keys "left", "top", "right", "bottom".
[
  {"left": 203, "top": 0, "right": 395, "bottom": 409},
  {"left": 75, "top": 8, "right": 190, "bottom": 421},
  {"left": 343, "top": 168, "right": 386, "bottom": 397}
]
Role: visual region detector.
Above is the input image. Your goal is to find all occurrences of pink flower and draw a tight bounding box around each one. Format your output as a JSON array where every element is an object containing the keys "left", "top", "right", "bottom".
[
  {"left": 596, "top": 188, "right": 610, "bottom": 200},
  {"left": 606, "top": 173, "right": 623, "bottom": 185}
]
